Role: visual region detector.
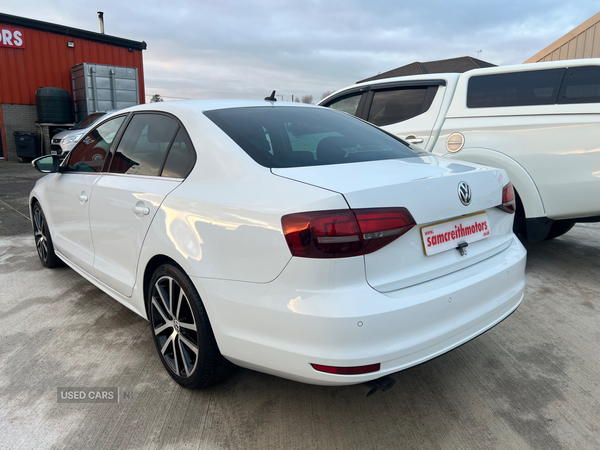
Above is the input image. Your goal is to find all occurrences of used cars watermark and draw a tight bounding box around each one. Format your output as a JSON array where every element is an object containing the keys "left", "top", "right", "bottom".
[{"left": 57, "top": 387, "right": 135, "bottom": 403}]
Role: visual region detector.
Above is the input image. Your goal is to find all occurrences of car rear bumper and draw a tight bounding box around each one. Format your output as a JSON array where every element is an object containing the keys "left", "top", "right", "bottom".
[{"left": 193, "top": 235, "right": 526, "bottom": 386}]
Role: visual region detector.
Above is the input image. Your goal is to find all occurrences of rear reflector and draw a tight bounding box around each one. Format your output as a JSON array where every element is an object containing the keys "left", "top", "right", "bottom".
[
  {"left": 311, "top": 363, "right": 381, "bottom": 375},
  {"left": 282, "top": 207, "right": 415, "bottom": 258},
  {"left": 498, "top": 182, "right": 516, "bottom": 214}
]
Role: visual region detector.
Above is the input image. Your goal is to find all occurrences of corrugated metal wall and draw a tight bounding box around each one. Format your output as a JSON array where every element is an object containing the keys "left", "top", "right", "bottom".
[
  {"left": 525, "top": 12, "right": 600, "bottom": 63},
  {"left": 538, "top": 22, "right": 600, "bottom": 62},
  {"left": 0, "top": 23, "right": 145, "bottom": 105}
]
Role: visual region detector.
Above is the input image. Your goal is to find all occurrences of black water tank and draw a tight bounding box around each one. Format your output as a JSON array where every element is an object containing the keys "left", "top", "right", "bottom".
[{"left": 35, "top": 87, "right": 74, "bottom": 124}]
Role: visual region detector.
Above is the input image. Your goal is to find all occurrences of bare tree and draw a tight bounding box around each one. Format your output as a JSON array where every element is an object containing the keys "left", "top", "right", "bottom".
[
  {"left": 321, "top": 91, "right": 334, "bottom": 100},
  {"left": 301, "top": 95, "right": 313, "bottom": 104},
  {"left": 150, "top": 94, "right": 164, "bottom": 103},
  {"left": 294, "top": 97, "right": 301, "bottom": 103}
]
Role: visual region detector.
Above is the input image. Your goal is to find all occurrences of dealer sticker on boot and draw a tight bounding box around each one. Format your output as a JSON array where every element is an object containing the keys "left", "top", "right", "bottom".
[{"left": 420, "top": 212, "right": 490, "bottom": 256}]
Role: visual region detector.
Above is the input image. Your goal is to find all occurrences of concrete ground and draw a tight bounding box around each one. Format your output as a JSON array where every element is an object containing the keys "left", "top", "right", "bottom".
[{"left": 0, "top": 160, "right": 599, "bottom": 450}]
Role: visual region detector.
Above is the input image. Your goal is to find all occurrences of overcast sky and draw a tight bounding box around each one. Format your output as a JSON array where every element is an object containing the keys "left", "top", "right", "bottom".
[{"left": 4, "top": 1, "right": 600, "bottom": 102}]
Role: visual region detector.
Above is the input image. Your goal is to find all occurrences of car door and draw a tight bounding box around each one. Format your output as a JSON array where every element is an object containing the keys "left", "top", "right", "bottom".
[
  {"left": 364, "top": 82, "right": 445, "bottom": 149},
  {"left": 89, "top": 112, "right": 194, "bottom": 297},
  {"left": 44, "top": 115, "right": 126, "bottom": 274}
]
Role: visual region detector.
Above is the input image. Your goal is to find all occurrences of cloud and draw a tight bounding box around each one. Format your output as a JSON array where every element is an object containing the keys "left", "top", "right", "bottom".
[{"left": 3, "top": 0, "right": 599, "bottom": 101}]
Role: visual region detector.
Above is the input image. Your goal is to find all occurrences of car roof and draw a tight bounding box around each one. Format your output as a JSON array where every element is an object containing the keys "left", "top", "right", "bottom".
[{"left": 116, "top": 99, "right": 319, "bottom": 117}]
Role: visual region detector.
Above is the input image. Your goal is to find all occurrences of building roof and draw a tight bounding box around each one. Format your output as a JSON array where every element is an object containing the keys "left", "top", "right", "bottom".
[
  {"left": 525, "top": 11, "right": 600, "bottom": 63},
  {"left": 357, "top": 56, "right": 496, "bottom": 83},
  {"left": 0, "top": 12, "right": 146, "bottom": 51}
]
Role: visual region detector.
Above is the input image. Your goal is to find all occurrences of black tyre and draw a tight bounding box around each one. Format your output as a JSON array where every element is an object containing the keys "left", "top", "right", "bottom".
[
  {"left": 148, "top": 264, "right": 232, "bottom": 389},
  {"left": 32, "top": 202, "right": 63, "bottom": 268},
  {"left": 544, "top": 221, "right": 575, "bottom": 240},
  {"left": 512, "top": 192, "right": 527, "bottom": 239}
]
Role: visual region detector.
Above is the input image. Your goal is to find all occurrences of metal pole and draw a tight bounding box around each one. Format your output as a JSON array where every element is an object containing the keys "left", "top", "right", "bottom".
[
  {"left": 90, "top": 66, "right": 99, "bottom": 113},
  {"left": 98, "top": 12, "right": 105, "bottom": 34}
]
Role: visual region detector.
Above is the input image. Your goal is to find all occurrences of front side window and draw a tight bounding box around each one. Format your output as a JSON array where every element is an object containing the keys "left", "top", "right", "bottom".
[
  {"left": 109, "top": 114, "right": 179, "bottom": 176},
  {"left": 65, "top": 116, "right": 126, "bottom": 172},
  {"left": 467, "top": 68, "right": 566, "bottom": 108},
  {"left": 71, "top": 112, "right": 107, "bottom": 130},
  {"left": 204, "top": 106, "right": 421, "bottom": 168},
  {"left": 325, "top": 93, "right": 363, "bottom": 116},
  {"left": 367, "top": 87, "right": 434, "bottom": 126}
]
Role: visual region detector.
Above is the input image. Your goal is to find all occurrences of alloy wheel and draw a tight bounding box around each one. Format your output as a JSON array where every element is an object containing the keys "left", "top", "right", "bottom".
[
  {"left": 33, "top": 207, "right": 49, "bottom": 263},
  {"left": 150, "top": 276, "right": 199, "bottom": 378}
]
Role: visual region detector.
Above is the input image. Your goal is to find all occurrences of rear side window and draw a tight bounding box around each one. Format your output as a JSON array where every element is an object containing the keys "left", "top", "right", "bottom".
[
  {"left": 109, "top": 114, "right": 178, "bottom": 176},
  {"left": 325, "top": 93, "right": 363, "bottom": 116},
  {"left": 204, "top": 106, "right": 421, "bottom": 169},
  {"left": 161, "top": 128, "right": 196, "bottom": 178},
  {"left": 367, "top": 86, "right": 435, "bottom": 125},
  {"left": 467, "top": 68, "right": 566, "bottom": 108},
  {"left": 558, "top": 66, "right": 600, "bottom": 104}
]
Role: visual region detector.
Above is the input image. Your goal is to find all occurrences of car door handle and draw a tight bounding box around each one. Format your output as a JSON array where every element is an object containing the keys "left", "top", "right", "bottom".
[
  {"left": 78, "top": 192, "right": 89, "bottom": 203},
  {"left": 405, "top": 135, "right": 424, "bottom": 144},
  {"left": 133, "top": 205, "right": 150, "bottom": 215}
]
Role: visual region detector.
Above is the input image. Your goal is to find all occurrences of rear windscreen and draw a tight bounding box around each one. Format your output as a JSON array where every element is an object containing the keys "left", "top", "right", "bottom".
[{"left": 204, "top": 106, "right": 420, "bottom": 168}]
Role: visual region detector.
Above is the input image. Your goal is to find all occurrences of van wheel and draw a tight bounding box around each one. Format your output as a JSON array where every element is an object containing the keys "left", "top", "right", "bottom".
[
  {"left": 544, "top": 221, "right": 575, "bottom": 240},
  {"left": 148, "top": 264, "right": 233, "bottom": 389}
]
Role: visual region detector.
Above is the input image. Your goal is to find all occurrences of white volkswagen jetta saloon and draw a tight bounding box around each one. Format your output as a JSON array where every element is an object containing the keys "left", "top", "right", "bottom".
[{"left": 29, "top": 99, "right": 526, "bottom": 389}]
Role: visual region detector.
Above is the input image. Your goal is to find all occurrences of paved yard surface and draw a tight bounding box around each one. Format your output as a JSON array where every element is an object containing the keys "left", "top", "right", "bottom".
[{"left": 0, "top": 161, "right": 599, "bottom": 449}]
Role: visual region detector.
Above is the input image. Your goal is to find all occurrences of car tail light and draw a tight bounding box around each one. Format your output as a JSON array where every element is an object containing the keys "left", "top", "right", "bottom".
[
  {"left": 498, "top": 182, "right": 516, "bottom": 214},
  {"left": 281, "top": 207, "right": 415, "bottom": 258},
  {"left": 311, "top": 363, "right": 381, "bottom": 375},
  {"left": 354, "top": 208, "right": 415, "bottom": 253}
]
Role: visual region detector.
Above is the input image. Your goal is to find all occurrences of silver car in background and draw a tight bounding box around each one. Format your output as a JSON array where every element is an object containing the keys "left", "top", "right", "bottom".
[{"left": 50, "top": 112, "right": 107, "bottom": 155}]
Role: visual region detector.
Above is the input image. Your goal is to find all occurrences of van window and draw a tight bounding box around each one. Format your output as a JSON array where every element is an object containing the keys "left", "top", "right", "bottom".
[
  {"left": 467, "top": 68, "right": 565, "bottom": 108},
  {"left": 558, "top": 66, "right": 600, "bottom": 104},
  {"left": 367, "top": 86, "right": 435, "bottom": 126},
  {"left": 325, "top": 93, "right": 363, "bottom": 116}
]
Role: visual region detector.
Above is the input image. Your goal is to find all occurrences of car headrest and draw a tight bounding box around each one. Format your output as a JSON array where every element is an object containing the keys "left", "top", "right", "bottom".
[
  {"left": 316, "top": 136, "right": 352, "bottom": 162},
  {"left": 147, "top": 124, "right": 175, "bottom": 144}
]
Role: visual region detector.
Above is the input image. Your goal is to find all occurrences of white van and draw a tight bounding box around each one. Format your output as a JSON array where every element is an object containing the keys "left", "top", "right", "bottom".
[{"left": 320, "top": 59, "right": 600, "bottom": 241}]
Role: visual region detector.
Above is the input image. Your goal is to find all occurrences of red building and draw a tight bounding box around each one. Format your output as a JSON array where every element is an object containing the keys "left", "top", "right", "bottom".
[{"left": 0, "top": 12, "right": 146, "bottom": 162}]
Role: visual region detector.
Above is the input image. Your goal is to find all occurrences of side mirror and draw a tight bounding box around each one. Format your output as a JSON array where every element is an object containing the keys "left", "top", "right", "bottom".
[{"left": 32, "top": 155, "right": 62, "bottom": 173}]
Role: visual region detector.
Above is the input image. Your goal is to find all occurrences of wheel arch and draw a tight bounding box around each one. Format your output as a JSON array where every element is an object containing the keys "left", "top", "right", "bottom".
[
  {"left": 142, "top": 254, "right": 187, "bottom": 319},
  {"left": 29, "top": 195, "right": 39, "bottom": 219},
  {"left": 444, "top": 147, "right": 546, "bottom": 219}
]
